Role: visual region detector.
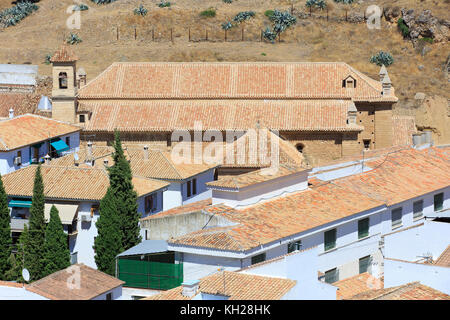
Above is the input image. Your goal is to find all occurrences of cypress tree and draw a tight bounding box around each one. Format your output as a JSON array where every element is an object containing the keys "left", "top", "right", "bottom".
[
  {"left": 109, "top": 130, "right": 141, "bottom": 250},
  {"left": 93, "top": 188, "right": 123, "bottom": 275},
  {"left": 26, "top": 165, "right": 46, "bottom": 281},
  {"left": 42, "top": 205, "right": 70, "bottom": 277},
  {"left": 6, "top": 225, "right": 29, "bottom": 282},
  {"left": 0, "top": 174, "right": 12, "bottom": 279}
]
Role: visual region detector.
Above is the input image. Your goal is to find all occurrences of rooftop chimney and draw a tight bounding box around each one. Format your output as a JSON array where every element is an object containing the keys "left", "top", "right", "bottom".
[
  {"left": 44, "top": 154, "right": 51, "bottom": 165},
  {"left": 86, "top": 141, "right": 93, "bottom": 165},
  {"left": 347, "top": 101, "right": 357, "bottom": 125},
  {"left": 382, "top": 73, "right": 392, "bottom": 96},
  {"left": 9, "top": 108, "right": 14, "bottom": 119},
  {"left": 379, "top": 64, "right": 387, "bottom": 82},
  {"left": 181, "top": 280, "right": 200, "bottom": 298},
  {"left": 103, "top": 158, "right": 109, "bottom": 167},
  {"left": 143, "top": 145, "right": 149, "bottom": 160}
]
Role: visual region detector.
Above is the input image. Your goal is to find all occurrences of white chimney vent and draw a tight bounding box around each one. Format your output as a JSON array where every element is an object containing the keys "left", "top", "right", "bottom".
[
  {"left": 86, "top": 141, "right": 94, "bottom": 165},
  {"left": 9, "top": 108, "right": 14, "bottom": 119},
  {"left": 181, "top": 280, "right": 200, "bottom": 297},
  {"left": 143, "top": 145, "right": 149, "bottom": 161},
  {"left": 44, "top": 154, "right": 51, "bottom": 165},
  {"left": 103, "top": 159, "right": 109, "bottom": 166}
]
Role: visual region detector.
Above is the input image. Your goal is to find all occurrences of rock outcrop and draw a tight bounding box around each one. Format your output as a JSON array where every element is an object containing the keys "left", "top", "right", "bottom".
[{"left": 400, "top": 9, "right": 450, "bottom": 44}]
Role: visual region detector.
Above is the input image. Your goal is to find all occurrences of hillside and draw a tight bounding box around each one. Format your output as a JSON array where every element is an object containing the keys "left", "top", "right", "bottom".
[{"left": 0, "top": 0, "right": 448, "bottom": 138}]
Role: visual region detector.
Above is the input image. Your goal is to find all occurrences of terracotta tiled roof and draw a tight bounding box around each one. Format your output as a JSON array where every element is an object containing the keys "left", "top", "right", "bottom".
[
  {"left": 0, "top": 93, "right": 37, "bottom": 118},
  {"left": 206, "top": 164, "right": 307, "bottom": 189},
  {"left": 80, "top": 99, "right": 363, "bottom": 133},
  {"left": 393, "top": 115, "right": 416, "bottom": 146},
  {"left": 78, "top": 62, "right": 396, "bottom": 101},
  {"left": 334, "top": 273, "right": 383, "bottom": 300},
  {"left": 349, "top": 282, "right": 450, "bottom": 300},
  {"left": 170, "top": 182, "right": 384, "bottom": 251},
  {"left": 145, "top": 271, "right": 296, "bottom": 300},
  {"left": 50, "top": 45, "right": 78, "bottom": 63},
  {"left": 141, "top": 199, "right": 212, "bottom": 221},
  {"left": 0, "top": 114, "right": 80, "bottom": 151},
  {"left": 434, "top": 245, "right": 450, "bottom": 267},
  {"left": 50, "top": 145, "right": 216, "bottom": 181},
  {"left": 26, "top": 264, "right": 123, "bottom": 300},
  {"left": 333, "top": 147, "right": 450, "bottom": 206},
  {"left": 2, "top": 165, "right": 169, "bottom": 201}
]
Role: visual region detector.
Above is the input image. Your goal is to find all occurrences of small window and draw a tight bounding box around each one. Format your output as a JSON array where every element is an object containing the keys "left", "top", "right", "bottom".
[
  {"left": 186, "top": 181, "right": 191, "bottom": 198},
  {"left": 391, "top": 208, "right": 402, "bottom": 228},
  {"left": 434, "top": 193, "right": 444, "bottom": 212},
  {"left": 79, "top": 114, "right": 85, "bottom": 123},
  {"left": 324, "top": 268, "right": 339, "bottom": 284},
  {"left": 363, "top": 139, "right": 371, "bottom": 151},
  {"left": 106, "top": 292, "right": 112, "bottom": 300},
  {"left": 251, "top": 253, "right": 266, "bottom": 265},
  {"left": 358, "top": 218, "right": 369, "bottom": 239},
  {"left": 213, "top": 169, "right": 219, "bottom": 181},
  {"left": 413, "top": 200, "right": 424, "bottom": 219},
  {"left": 324, "top": 229, "right": 337, "bottom": 251},
  {"left": 192, "top": 179, "right": 197, "bottom": 195},
  {"left": 359, "top": 256, "right": 371, "bottom": 274},
  {"left": 342, "top": 76, "right": 357, "bottom": 88},
  {"left": 66, "top": 137, "right": 70, "bottom": 148},
  {"left": 15, "top": 151, "right": 22, "bottom": 166},
  {"left": 90, "top": 204, "right": 99, "bottom": 217},
  {"left": 288, "top": 240, "right": 302, "bottom": 253},
  {"left": 145, "top": 194, "right": 157, "bottom": 213},
  {"left": 145, "top": 230, "right": 149, "bottom": 240},
  {"left": 59, "top": 72, "right": 68, "bottom": 89}
]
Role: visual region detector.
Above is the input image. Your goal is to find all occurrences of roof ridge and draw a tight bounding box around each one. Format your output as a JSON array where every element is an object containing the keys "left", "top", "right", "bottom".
[{"left": 159, "top": 150, "right": 183, "bottom": 180}]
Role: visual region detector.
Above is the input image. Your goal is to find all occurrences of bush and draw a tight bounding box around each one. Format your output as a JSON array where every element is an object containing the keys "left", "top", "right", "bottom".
[
  {"left": 262, "top": 27, "right": 278, "bottom": 42},
  {"left": 233, "top": 11, "right": 255, "bottom": 23},
  {"left": 91, "top": 0, "right": 117, "bottom": 4},
  {"left": 264, "top": 10, "right": 274, "bottom": 18},
  {"left": 200, "top": 8, "right": 216, "bottom": 17},
  {"left": 222, "top": 0, "right": 232, "bottom": 3},
  {"left": 221, "top": 21, "right": 233, "bottom": 30},
  {"left": 44, "top": 54, "right": 52, "bottom": 65},
  {"left": 333, "top": 0, "right": 354, "bottom": 3},
  {"left": 73, "top": 4, "right": 89, "bottom": 11},
  {"left": 134, "top": 4, "right": 148, "bottom": 16},
  {"left": 158, "top": 1, "right": 171, "bottom": 8},
  {"left": 397, "top": 18, "right": 409, "bottom": 38},
  {"left": 67, "top": 32, "right": 82, "bottom": 45},
  {"left": 420, "top": 37, "right": 433, "bottom": 44},
  {"left": 370, "top": 51, "right": 394, "bottom": 67},
  {"left": 269, "top": 10, "right": 297, "bottom": 29}
]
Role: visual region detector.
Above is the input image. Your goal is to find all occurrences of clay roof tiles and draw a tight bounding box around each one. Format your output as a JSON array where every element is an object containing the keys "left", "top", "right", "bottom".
[
  {"left": 349, "top": 282, "right": 450, "bottom": 300},
  {"left": 50, "top": 45, "right": 78, "bottom": 63}
]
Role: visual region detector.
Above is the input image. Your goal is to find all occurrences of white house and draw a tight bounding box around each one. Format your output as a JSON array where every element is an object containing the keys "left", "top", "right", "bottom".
[
  {"left": 0, "top": 114, "right": 81, "bottom": 175},
  {"left": 136, "top": 146, "right": 449, "bottom": 291},
  {"left": 0, "top": 264, "right": 124, "bottom": 300},
  {"left": 51, "top": 143, "right": 219, "bottom": 211},
  {"left": 3, "top": 165, "right": 169, "bottom": 269}
]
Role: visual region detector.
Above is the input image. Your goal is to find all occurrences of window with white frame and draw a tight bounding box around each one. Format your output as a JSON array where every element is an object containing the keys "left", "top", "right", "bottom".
[
  {"left": 391, "top": 207, "right": 402, "bottom": 228},
  {"left": 413, "top": 200, "right": 424, "bottom": 220}
]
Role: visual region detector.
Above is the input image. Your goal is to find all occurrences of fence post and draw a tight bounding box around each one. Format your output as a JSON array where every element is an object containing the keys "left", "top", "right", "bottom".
[
  {"left": 188, "top": 27, "right": 191, "bottom": 41},
  {"left": 225, "top": 29, "right": 227, "bottom": 42},
  {"left": 116, "top": 26, "right": 119, "bottom": 41},
  {"left": 134, "top": 27, "right": 137, "bottom": 40},
  {"left": 205, "top": 29, "right": 208, "bottom": 41},
  {"left": 152, "top": 28, "right": 155, "bottom": 41},
  {"left": 241, "top": 26, "right": 244, "bottom": 41}
]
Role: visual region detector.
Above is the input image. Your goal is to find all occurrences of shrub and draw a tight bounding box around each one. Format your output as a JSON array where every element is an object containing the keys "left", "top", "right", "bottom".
[
  {"left": 233, "top": 11, "right": 255, "bottom": 23},
  {"left": 221, "top": 21, "right": 233, "bottom": 30},
  {"left": 264, "top": 10, "right": 274, "bottom": 18},
  {"left": 73, "top": 4, "right": 89, "bottom": 11},
  {"left": 269, "top": 10, "right": 297, "bottom": 28},
  {"left": 200, "top": 8, "right": 216, "bottom": 17},
  {"left": 158, "top": 1, "right": 171, "bottom": 8},
  {"left": 0, "top": 2, "right": 39, "bottom": 28},
  {"left": 397, "top": 18, "right": 410, "bottom": 38},
  {"left": 134, "top": 4, "right": 148, "bottom": 16},
  {"left": 67, "top": 32, "right": 82, "bottom": 45},
  {"left": 420, "top": 37, "right": 433, "bottom": 44},
  {"left": 44, "top": 54, "right": 52, "bottom": 65},
  {"left": 370, "top": 51, "right": 394, "bottom": 67},
  {"left": 262, "top": 27, "right": 278, "bottom": 42},
  {"left": 91, "top": 0, "right": 117, "bottom": 4},
  {"left": 223, "top": 0, "right": 232, "bottom": 3},
  {"left": 333, "top": 0, "right": 354, "bottom": 3}
]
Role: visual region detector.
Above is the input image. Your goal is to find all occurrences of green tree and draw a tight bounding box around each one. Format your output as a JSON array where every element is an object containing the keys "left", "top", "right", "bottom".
[
  {"left": 109, "top": 130, "right": 141, "bottom": 250},
  {"left": 0, "top": 174, "right": 12, "bottom": 279},
  {"left": 25, "top": 165, "right": 46, "bottom": 281},
  {"left": 93, "top": 188, "right": 123, "bottom": 275},
  {"left": 6, "top": 225, "right": 29, "bottom": 282},
  {"left": 42, "top": 205, "right": 70, "bottom": 277}
]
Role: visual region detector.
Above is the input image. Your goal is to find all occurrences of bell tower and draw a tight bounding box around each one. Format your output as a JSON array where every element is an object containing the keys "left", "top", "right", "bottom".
[{"left": 51, "top": 45, "right": 78, "bottom": 123}]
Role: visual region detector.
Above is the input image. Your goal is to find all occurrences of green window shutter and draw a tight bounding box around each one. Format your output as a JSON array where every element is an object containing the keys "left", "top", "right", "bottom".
[
  {"left": 413, "top": 200, "right": 424, "bottom": 219},
  {"left": 324, "top": 229, "right": 336, "bottom": 251},
  {"left": 358, "top": 218, "right": 369, "bottom": 239},
  {"left": 434, "top": 193, "right": 444, "bottom": 212},
  {"left": 359, "top": 256, "right": 371, "bottom": 274},
  {"left": 391, "top": 208, "right": 402, "bottom": 228}
]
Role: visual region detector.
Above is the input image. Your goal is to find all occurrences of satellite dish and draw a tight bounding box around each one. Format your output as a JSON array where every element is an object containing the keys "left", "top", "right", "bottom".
[{"left": 22, "top": 268, "right": 30, "bottom": 282}]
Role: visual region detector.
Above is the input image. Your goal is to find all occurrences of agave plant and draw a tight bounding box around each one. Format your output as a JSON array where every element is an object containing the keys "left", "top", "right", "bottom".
[
  {"left": 0, "top": 1, "right": 39, "bottom": 28},
  {"left": 222, "top": 0, "right": 232, "bottom": 3},
  {"left": 91, "top": 0, "right": 117, "bottom": 4},
  {"left": 67, "top": 32, "right": 82, "bottom": 45},
  {"left": 262, "top": 27, "right": 277, "bottom": 42},
  {"left": 158, "top": 1, "right": 171, "bottom": 8},
  {"left": 44, "top": 54, "right": 52, "bottom": 65},
  {"left": 134, "top": 4, "right": 148, "bottom": 16},
  {"left": 73, "top": 4, "right": 89, "bottom": 11},
  {"left": 233, "top": 11, "right": 255, "bottom": 23},
  {"left": 221, "top": 21, "right": 233, "bottom": 30},
  {"left": 269, "top": 10, "right": 297, "bottom": 28},
  {"left": 334, "top": 0, "right": 354, "bottom": 3},
  {"left": 370, "top": 51, "right": 394, "bottom": 67}
]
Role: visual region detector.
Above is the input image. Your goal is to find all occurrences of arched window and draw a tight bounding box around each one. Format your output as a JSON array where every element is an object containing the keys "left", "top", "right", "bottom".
[
  {"left": 59, "top": 72, "right": 68, "bottom": 89},
  {"left": 296, "top": 143, "right": 304, "bottom": 153}
]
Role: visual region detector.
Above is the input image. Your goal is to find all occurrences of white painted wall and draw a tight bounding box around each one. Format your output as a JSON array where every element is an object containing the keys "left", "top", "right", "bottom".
[
  {"left": 0, "top": 286, "right": 48, "bottom": 300},
  {"left": 384, "top": 259, "right": 450, "bottom": 295},
  {"left": 211, "top": 171, "right": 309, "bottom": 209},
  {"left": 92, "top": 286, "right": 123, "bottom": 300}
]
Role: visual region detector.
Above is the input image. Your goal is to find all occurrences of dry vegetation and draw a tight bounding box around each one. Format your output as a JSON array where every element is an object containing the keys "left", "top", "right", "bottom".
[{"left": 0, "top": 0, "right": 448, "bottom": 111}]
